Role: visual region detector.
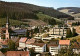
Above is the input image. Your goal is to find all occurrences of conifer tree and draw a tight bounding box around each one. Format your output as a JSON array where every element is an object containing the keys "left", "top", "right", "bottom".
[{"left": 66, "top": 28, "right": 72, "bottom": 38}]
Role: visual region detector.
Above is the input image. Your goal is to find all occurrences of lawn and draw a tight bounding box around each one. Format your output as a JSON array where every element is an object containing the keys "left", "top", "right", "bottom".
[
  {"left": 0, "top": 18, "right": 25, "bottom": 27},
  {"left": 67, "top": 35, "right": 80, "bottom": 42}
]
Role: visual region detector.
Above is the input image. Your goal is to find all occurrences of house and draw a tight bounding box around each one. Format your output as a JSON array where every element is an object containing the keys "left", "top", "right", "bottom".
[
  {"left": 0, "top": 51, "right": 5, "bottom": 56},
  {"left": 67, "top": 20, "right": 80, "bottom": 27},
  {"left": 0, "top": 39, "right": 8, "bottom": 49},
  {"left": 48, "top": 44, "right": 60, "bottom": 56},
  {"left": 0, "top": 28, "right": 6, "bottom": 39},
  {"left": 26, "top": 43, "right": 46, "bottom": 53},
  {"left": 59, "top": 40, "right": 70, "bottom": 49},
  {"left": 26, "top": 38, "right": 36, "bottom": 49},
  {"left": 19, "top": 38, "right": 27, "bottom": 48},
  {"left": 31, "top": 43, "right": 46, "bottom": 53},
  {"left": 11, "top": 29, "right": 27, "bottom": 37},
  {"left": 26, "top": 38, "right": 35, "bottom": 44},
  {"left": 72, "top": 42, "right": 80, "bottom": 54},
  {"left": 6, "top": 51, "right": 30, "bottom": 56}
]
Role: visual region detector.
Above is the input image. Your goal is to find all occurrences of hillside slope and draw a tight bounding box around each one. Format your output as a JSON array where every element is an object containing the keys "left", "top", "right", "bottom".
[
  {"left": 57, "top": 7, "right": 80, "bottom": 18},
  {"left": 0, "top": 1, "right": 74, "bottom": 26},
  {"left": 0, "top": 1, "right": 73, "bottom": 20}
]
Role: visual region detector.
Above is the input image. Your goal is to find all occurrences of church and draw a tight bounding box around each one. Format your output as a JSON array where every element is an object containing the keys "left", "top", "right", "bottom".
[{"left": 5, "top": 16, "right": 9, "bottom": 39}]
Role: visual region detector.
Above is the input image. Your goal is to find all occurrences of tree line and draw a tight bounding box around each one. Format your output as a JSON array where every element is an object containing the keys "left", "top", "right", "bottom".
[{"left": 0, "top": 1, "right": 74, "bottom": 21}]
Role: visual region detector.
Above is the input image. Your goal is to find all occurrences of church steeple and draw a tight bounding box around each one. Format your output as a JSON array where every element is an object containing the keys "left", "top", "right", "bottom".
[
  {"left": 5, "top": 16, "right": 9, "bottom": 39},
  {"left": 6, "top": 16, "right": 9, "bottom": 25}
]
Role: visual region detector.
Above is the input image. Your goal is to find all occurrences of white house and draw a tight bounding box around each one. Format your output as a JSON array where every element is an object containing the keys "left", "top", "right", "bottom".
[
  {"left": 59, "top": 40, "right": 70, "bottom": 49},
  {"left": 48, "top": 44, "right": 60, "bottom": 56},
  {"left": 26, "top": 43, "right": 46, "bottom": 53},
  {"left": 19, "top": 37, "right": 27, "bottom": 48},
  {"left": 26, "top": 38, "right": 36, "bottom": 48}
]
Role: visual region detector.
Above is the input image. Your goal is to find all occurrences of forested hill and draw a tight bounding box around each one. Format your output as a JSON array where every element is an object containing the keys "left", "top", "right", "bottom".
[
  {"left": 0, "top": 1, "right": 73, "bottom": 20},
  {"left": 57, "top": 7, "right": 80, "bottom": 13}
]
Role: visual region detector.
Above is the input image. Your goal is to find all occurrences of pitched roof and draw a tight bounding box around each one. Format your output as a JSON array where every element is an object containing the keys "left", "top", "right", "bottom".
[
  {"left": 13, "top": 29, "right": 27, "bottom": 33},
  {"left": 1, "top": 28, "right": 6, "bottom": 31},
  {"left": 0, "top": 39, "right": 8, "bottom": 45},
  {"left": 13, "top": 29, "right": 27, "bottom": 35},
  {"left": 26, "top": 38, "right": 35, "bottom": 44},
  {"left": 6, "top": 51, "right": 29, "bottom": 56},
  {"left": 31, "top": 43, "right": 45, "bottom": 47},
  {"left": 19, "top": 38, "right": 27, "bottom": 43},
  {"left": 59, "top": 40, "right": 70, "bottom": 45}
]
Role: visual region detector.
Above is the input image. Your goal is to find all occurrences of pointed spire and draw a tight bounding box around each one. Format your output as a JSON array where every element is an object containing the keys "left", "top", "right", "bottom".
[
  {"left": 5, "top": 15, "right": 9, "bottom": 39},
  {"left": 6, "top": 16, "right": 9, "bottom": 25}
]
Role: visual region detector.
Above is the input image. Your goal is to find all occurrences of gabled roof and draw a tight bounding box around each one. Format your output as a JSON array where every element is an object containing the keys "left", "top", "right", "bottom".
[
  {"left": 6, "top": 51, "right": 29, "bottom": 56},
  {"left": 0, "top": 39, "right": 8, "bottom": 45},
  {"left": 1, "top": 28, "right": 6, "bottom": 31},
  {"left": 19, "top": 38, "right": 27, "bottom": 43},
  {"left": 31, "top": 43, "right": 45, "bottom": 47},
  {"left": 26, "top": 38, "right": 35, "bottom": 44},
  {"left": 59, "top": 40, "right": 70, "bottom": 45}
]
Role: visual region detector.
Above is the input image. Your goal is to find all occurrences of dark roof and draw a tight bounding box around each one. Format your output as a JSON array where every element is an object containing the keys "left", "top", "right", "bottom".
[
  {"left": 50, "top": 40, "right": 59, "bottom": 45},
  {"left": 13, "top": 29, "right": 27, "bottom": 33},
  {"left": 12, "top": 29, "right": 27, "bottom": 35},
  {"left": 47, "top": 44, "right": 58, "bottom": 48},
  {"left": 31, "top": 43, "right": 45, "bottom": 47}
]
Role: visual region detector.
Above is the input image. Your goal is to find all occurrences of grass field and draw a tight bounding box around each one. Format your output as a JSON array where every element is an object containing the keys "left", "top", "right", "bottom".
[
  {"left": 67, "top": 35, "right": 80, "bottom": 42},
  {"left": 0, "top": 18, "right": 24, "bottom": 26}
]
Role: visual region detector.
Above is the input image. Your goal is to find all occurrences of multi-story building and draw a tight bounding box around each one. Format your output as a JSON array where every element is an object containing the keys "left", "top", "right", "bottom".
[
  {"left": 19, "top": 38, "right": 27, "bottom": 48},
  {"left": 49, "top": 26, "right": 68, "bottom": 38},
  {"left": 26, "top": 43, "right": 46, "bottom": 53},
  {"left": 48, "top": 44, "right": 60, "bottom": 56}
]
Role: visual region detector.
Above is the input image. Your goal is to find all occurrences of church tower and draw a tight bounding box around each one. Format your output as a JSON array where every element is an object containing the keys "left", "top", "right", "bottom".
[{"left": 5, "top": 16, "right": 9, "bottom": 39}]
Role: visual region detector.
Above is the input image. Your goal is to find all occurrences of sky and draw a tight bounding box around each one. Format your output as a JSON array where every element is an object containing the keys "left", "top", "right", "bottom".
[{"left": 1, "top": 0, "right": 80, "bottom": 9}]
